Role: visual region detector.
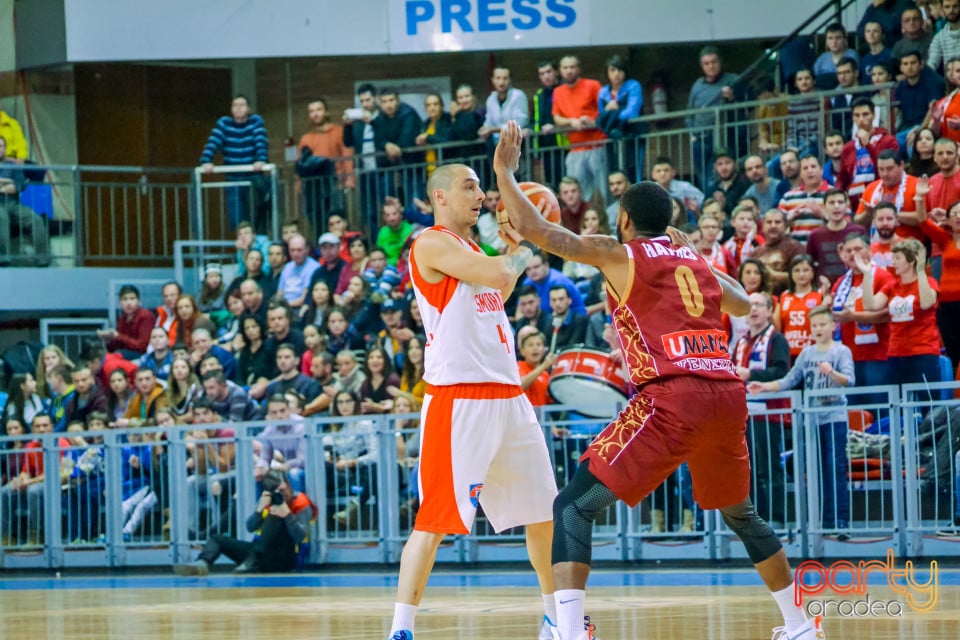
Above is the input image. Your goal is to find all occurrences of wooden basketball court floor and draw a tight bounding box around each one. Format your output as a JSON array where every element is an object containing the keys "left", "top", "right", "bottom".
[{"left": 0, "top": 566, "right": 958, "bottom": 639}]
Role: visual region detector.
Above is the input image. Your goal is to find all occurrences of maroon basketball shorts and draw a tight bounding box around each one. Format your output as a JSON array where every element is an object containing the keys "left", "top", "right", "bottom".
[{"left": 582, "top": 377, "right": 750, "bottom": 510}]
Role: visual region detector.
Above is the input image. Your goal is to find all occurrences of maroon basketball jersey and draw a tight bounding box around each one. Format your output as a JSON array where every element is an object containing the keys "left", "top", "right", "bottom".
[{"left": 609, "top": 236, "right": 740, "bottom": 388}]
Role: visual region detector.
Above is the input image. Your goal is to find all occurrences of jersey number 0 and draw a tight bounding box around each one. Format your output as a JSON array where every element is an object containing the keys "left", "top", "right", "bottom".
[{"left": 674, "top": 265, "right": 705, "bottom": 317}]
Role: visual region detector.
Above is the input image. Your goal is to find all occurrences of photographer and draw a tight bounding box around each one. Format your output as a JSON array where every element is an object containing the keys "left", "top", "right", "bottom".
[{"left": 173, "top": 469, "right": 315, "bottom": 575}]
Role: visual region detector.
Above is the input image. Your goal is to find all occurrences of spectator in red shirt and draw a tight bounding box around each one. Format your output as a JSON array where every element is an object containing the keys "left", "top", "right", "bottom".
[
  {"left": 825, "top": 233, "right": 894, "bottom": 404},
  {"left": 326, "top": 211, "right": 363, "bottom": 266},
  {"left": 860, "top": 238, "right": 942, "bottom": 388},
  {"left": 722, "top": 205, "right": 765, "bottom": 270},
  {"left": 837, "top": 97, "right": 899, "bottom": 211},
  {"left": 924, "top": 138, "right": 960, "bottom": 212},
  {"left": 552, "top": 54, "right": 607, "bottom": 206},
  {"left": 96, "top": 285, "right": 156, "bottom": 358},
  {"left": 929, "top": 61, "right": 960, "bottom": 145},
  {"left": 916, "top": 176, "right": 960, "bottom": 370}
]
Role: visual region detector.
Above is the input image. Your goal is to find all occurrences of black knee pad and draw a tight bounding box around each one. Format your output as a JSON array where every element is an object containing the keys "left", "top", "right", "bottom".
[
  {"left": 552, "top": 461, "right": 618, "bottom": 565},
  {"left": 720, "top": 501, "right": 782, "bottom": 564}
]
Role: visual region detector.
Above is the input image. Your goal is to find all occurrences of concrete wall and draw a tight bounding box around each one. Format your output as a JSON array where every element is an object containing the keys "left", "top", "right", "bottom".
[{"left": 0, "top": 267, "right": 174, "bottom": 314}]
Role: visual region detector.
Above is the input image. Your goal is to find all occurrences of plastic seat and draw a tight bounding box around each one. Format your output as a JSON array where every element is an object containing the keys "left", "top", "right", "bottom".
[{"left": 847, "top": 410, "right": 874, "bottom": 433}]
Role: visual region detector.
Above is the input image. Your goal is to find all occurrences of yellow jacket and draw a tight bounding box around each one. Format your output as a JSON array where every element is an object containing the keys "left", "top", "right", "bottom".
[
  {"left": 0, "top": 111, "right": 28, "bottom": 160},
  {"left": 123, "top": 383, "right": 168, "bottom": 421}
]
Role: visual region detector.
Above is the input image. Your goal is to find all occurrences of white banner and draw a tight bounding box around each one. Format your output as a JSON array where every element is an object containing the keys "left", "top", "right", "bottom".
[
  {"left": 55, "top": 0, "right": 836, "bottom": 63},
  {"left": 387, "top": 0, "right": 590, "bottom": 53}
]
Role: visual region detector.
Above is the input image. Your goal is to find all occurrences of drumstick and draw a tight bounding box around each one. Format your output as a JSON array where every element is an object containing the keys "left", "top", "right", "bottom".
[{"left": 550, "top": 316, "right": 563, "bottom": 353}]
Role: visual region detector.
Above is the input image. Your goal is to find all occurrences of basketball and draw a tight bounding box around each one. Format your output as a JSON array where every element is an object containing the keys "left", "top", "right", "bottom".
[{"left": 497, "top": 181, "right": 562, "bottom": 224}]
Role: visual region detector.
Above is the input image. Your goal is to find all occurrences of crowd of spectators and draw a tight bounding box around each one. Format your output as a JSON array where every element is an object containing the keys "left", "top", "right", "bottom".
[{"left": 2, "top": 9, "right": 960, "bottom": 541}]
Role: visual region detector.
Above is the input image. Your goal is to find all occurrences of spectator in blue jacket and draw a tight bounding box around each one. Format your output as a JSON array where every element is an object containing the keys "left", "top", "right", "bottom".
[
  {"left": 521, "top": 250, "right": 586, "bottom": 316},
  {"left": 598, "top": 55, "right": 644, "bottom": 182}
]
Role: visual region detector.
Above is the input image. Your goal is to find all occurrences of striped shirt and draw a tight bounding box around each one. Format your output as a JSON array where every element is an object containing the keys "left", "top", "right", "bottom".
[
  {"left": 778, "top": 181, "right": 830, "bottom": 244},
  {"left": 927, "top": 25, "right": 960, "bottom": 73},
  {"left": 199, "top": 114, "right": 268, "bottom": 165}
]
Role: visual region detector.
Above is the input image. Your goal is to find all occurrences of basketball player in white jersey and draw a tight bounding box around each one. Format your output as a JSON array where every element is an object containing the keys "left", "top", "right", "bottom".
[{"left": 386, "top": 164, "right": 561, "bottom": 640}]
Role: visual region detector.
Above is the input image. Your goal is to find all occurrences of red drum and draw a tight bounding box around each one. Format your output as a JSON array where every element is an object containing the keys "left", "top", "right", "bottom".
[{"left": 548, "top": 348, "right": 629, "bottom": 416}]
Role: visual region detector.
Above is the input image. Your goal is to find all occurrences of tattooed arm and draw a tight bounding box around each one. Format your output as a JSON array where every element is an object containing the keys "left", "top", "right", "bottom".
[
  {"left": 413, "top": 225, "right": 530, "bottom": 301},
  {"left": 493, "top": 120, "right": 630, "bottom": 295}
]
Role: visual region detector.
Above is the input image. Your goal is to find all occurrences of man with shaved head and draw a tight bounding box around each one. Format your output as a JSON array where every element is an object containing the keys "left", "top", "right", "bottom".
[{"left": 385, "top": 162, "right": 560, "bottom": 640}]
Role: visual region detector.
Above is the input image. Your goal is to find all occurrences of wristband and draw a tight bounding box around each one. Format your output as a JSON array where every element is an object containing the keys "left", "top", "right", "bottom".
[{"left": 605, "top": 314, "right": 613, "bottom": 324}]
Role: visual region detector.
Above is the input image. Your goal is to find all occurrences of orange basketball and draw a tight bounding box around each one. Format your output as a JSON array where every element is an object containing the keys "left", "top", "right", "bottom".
[{"left": 497, "top": 181, "right": 562, "bottom": 224}]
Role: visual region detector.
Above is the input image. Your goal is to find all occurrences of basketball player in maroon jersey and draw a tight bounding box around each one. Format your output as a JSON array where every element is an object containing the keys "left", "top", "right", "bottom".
[{"left": 494, "top": 121, "right": 826, "bottom": 640}]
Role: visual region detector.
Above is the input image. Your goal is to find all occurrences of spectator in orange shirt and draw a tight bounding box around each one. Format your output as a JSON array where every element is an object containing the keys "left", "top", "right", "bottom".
[
  {"left": 773, "top": 254, "right": 829, "bottom": 361},
  {"left": 296, "top": 98, "right": 354, "bottom": 230},
  {"left": 552, "top": 55, "right": 608, "bottom": 206},
  {"left": 855, "top": 149, "right": 926, "bottom": 244},
  {"left": 517, "top": 331, "right": 556, "bottom": 408}
]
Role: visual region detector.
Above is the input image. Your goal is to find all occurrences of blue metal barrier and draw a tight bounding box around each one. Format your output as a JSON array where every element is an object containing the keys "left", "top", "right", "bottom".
[{"left": 2, "top": 383, "right": 959, "bottom": 570}]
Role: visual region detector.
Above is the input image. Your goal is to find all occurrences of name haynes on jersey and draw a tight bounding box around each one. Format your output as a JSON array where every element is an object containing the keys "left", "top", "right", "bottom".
[
  {"left": 640, "top": 241, "right": 699, "bottom": 261},
  {"left": 406, "top": 0, "right": 578, "bottom": 36},
  {"left": 661, "top": 329, "right": 730, "bottom": 360},
  {"left": 474, "top": 290, "right": 505, "bottom": 314}
]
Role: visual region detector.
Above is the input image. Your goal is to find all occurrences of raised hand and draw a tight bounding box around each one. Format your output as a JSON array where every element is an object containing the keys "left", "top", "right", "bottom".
[
  {"left": 818, "top": 275, "right": 832, "bottom": 295},
  {"left": 916, "top": 174, "right": 931, "bottom": 197},
  {"left": 493, "top": 120, "right": 523, "bottom": 175},
  {"left": 666, "top": 225, "right": 696, "bottom": 252},
  {"left": 853, "top": 252, "right": 873, "bottom": 275}
]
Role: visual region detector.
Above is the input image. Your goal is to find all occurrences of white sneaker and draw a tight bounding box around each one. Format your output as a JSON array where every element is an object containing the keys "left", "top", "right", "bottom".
[
  {"left": 538, "top": 615, "right": 560, "bottom": 640},
  {"left": 771, "top": 615, "right": 825, "bottom": 640},
  {"left": 541, "top": 615, "right": 595, "bottom": 640}
]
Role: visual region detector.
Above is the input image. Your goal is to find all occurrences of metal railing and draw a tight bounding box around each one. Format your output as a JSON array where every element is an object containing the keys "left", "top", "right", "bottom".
[
  {"left": 39, "top": 318, "right": 110, "bottom": 358},
  {"left": 3, "top": 79, "right": 903, "bottom": 268},
  {"left": 2, "top": 382, "right": 958, "bottom": 569},
  {"left": 192, "top": 164, "right": 281, "bottom": 241}
]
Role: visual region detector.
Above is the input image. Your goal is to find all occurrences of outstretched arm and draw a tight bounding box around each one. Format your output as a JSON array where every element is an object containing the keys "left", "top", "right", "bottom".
[{"left": 493, "top": 121, "right": 628, "bottom": 272}]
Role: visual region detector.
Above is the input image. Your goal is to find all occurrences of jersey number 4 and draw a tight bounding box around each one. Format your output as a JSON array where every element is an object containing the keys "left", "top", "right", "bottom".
[
  {"left": 674, "top": 266, "right": 705, "bottom": 317},
  {"left": 497, "top": 323, "right": 512, "bottom": 355}
]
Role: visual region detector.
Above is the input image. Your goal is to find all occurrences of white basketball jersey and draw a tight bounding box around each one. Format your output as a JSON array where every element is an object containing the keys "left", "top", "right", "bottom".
[{"left": 410, "top": 227, "right": 521, "bottom": 387}]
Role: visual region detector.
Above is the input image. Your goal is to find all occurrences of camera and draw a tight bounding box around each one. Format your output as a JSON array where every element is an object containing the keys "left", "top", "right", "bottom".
[{"left": 270, "top": 491, "right": 285, "bottom": 506}]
